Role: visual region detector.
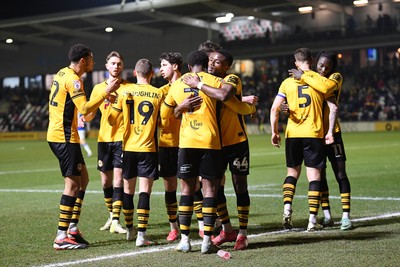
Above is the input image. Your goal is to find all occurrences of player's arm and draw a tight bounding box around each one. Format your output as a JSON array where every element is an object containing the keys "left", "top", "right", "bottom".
[
  {"left": 242, "top": 95, "right": 258, "bottom": 105},
  {"left": 183, "top": 74, "right": 236, "bottom": 102},
  {"left": 73, "top": 77, "right": 120, "bottom": 115},
  {"left": 108, "top": 94, "right": 123, "bottom": 126},
  {"left": 270, "top": 94, "right": 285, "bottom": 148},
  {"left": 325, "top": 96, "right": 338, "bottom": 145},
  {"left": 301, "top": 71, "right": 337, "bottom": 94},
  {"left": 160, "top": 94, "right": 176, "bottom": 127},
  {"left": 289, "top": 69, "right": 337, "bottom": 94},
  {"left": 81, "top": 112, "right": 96, "bottom": 123},
  {"left": 224, "top": 96, "right": 256, "bottom": 115}
]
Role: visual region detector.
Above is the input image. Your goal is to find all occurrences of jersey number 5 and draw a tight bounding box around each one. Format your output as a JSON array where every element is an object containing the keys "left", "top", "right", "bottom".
[{"left": 298, "top": 86, "right": 311, "bottom": 108}]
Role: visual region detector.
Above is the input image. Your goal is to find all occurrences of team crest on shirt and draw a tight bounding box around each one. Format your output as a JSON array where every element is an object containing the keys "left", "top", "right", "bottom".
[
  {"left": 190, "top": 120, "right": 202, "bottom": 130},
  {"left": 73, "top": 80, "right": 81, "bottom": 90},
  {"left": 98, "top": 160, "right": 103, "bottom": 168}
]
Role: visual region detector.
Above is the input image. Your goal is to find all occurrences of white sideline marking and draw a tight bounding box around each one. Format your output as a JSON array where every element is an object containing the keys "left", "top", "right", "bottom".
[
  {"left": 1, "top": 188, "right": 400, "bottom": 201},
  {"left": 37, "top": 211, "right": 400, "bottom": 267}
]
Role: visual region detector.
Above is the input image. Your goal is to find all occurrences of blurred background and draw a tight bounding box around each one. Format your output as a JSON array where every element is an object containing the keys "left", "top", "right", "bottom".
[{"left": 0, "top": 0, "right": 399, "bottom": 135}]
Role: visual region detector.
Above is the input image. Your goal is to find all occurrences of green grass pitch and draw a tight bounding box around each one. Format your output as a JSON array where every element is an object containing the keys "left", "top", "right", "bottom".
[{"left": 0, "top": 131, "right": 399, "bottom": 266}]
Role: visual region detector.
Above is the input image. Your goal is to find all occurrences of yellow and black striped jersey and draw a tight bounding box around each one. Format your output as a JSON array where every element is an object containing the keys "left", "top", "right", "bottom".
[
  {"left": 109, "top": 83, "right": 164, "bottom": 152},
  {"left": 277, "top": 76, "right": 329, "bottom": 138},
  {"left": 161, "top": 71, "right": 222, "bottom": 150},
  {"left": 91, "top": 80, "right": 132, "bottom": 142},
  {"left": 158, "top": 83, "right": 180, "bottom": 148},
  {"left": 47, "top": 67, "right": 108, "bottom": 143},
  {"left": 220, "top": 73, "right": 248, "bottom": 147}
]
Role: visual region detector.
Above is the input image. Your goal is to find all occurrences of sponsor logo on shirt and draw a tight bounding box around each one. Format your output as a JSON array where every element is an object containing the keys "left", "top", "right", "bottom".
[{"left": 190, "top": 120, "right": 202, "bottom": 130}]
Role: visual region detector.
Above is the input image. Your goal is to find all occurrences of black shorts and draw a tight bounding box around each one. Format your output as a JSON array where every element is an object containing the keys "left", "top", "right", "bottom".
[
  {"left": 326, "top": 132, "right": 347, "bottom": 162},
  {"left": 122, "top": 151, "right": 159, "bottom": 180},
  {"left": 222, "top": 140, "right": 250, "bottom": 176},
  {"left": 285, "top": 138, "right": 326, "bottom": 169},
  {"left": 97, "top": 141, "right": 123, "bottom": 172},
  {"left": 177, "top": 148, "right": 222, "bottom": 180},
  {"left": 159, "top": 146, "right": 179, "bottom": 178},
  {"left": 48, "top": 142, "right": 85, "bottom": 177}
]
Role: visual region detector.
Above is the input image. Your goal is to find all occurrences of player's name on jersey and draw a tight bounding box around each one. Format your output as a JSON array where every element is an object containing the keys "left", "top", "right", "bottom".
[{"left": 122, "top": 90, "right": 161, "bottom": 99}]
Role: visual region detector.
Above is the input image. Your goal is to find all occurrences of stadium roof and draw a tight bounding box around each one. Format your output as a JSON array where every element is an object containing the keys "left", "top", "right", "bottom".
[{"left": 0, "top": 0, "right": 360, "bottom": 50}]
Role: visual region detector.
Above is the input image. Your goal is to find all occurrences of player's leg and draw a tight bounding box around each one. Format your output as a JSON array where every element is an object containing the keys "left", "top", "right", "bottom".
[
  {"left": 232, "top": 173, "right": 250, "bottom": 250},
  {"left": 159, "top": 147, "right": 179, "bottom": 241},
  {"left": 67, "top": 147, "right": 89, "bottom": 245},
  {"left": 175, "top": 177, "right": 196, "bottom": 253},
  {"left": 201, "top": 177, "right": 221, "bottom": 254},
  {"left": 332, "top": 160, "right": 352, "bottom": 230},
  {"left": 50, "top": 142, "right": 87, "bottom": 249},
  {"left": 213, "top": 174, "right": 237, "bottom": 246},
  {"left": 194, "top": 178, "right": 204, "bottom": 237},
  {"left": 282, "top": 138, "right": 302, "bottom": 229},
  {"left": 121, "top": 151, "right": 138, "bottom": 241},
  {"left": 135, "top": 152, "right": 158, "bottom": 247},
  {"left": 110, "top": 167, "right": 126, "bottom": 234},
  {"left": 110, "top": 141, "right": 126, "bottom": 233},
  {"left": 306, "top": 167, "right": 322, "bottom": 231},
  {"left": 200, "top": 149, "right": 222, "bottom": 254},
  {"left": 331, "top": 133, "right": 352, "bottom": 230},
  {"left": 304, "top": 138, "right": 325, "bottom": 232},
  {"left": 319, "top": 167, "right": 334, "bottom": 227},
  {"left": 97, "top": 142, "right": 113, "bottom": 231},
  {"left": 99, "top": 170, "right": 113, "bottom": 230},
  {"left": 123, "top": 177, "right": 137, "bottom": 241},
  {"left": 163, "top": 176, "right": 179, "bottom": 241}
]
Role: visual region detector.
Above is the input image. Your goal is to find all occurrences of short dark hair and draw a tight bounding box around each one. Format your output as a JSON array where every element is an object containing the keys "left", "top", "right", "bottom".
[
  {"left": 68, "top": 44, "right": 92, "bottom": 63},
  {"left": 135, "top": 58, "right": 153, "bottom": 76},
  {"left": 198, "top": 40, "right": 221, "bottom": 55},
  {"left": 186, "top": 50, "right": 208, "bottom": 69},
  {"left": 294, "top": 47, "right": 312, "bottom": 64},
  {"left": 159, "top": 52, "right": 183, "bottom": 71}
]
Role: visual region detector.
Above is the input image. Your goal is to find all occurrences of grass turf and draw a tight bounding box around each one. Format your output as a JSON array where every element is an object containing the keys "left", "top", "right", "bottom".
[{"left": 0, "top": 131, "right": 399, "bottom": 266}]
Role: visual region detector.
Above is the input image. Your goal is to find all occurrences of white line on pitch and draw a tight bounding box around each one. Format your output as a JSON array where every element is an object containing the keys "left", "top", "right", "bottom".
[{"left": 36, "top": 211, "right": 400, "bottom": 267}]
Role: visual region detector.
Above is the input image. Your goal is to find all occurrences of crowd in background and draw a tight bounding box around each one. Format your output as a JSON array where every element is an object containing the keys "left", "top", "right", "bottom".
[{"left": 0, "top": 58, "right": 399, "bottom": 133}]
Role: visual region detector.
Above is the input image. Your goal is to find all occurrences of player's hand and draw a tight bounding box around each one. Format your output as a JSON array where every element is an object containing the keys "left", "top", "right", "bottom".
[
  {"left": 181, "top": 94, "right": 202, "bottom": 111},
  {"left": 325, "top": 133, "right": 334, "bottom": 145},
  {"left": 182, "top": 75, "right": 201, "bottom": 88},
  {"left": 174, "top": 94, "right": 203, "bottom": 118},
  {"left": 107, "top": 77, "right": 120, "bottom": 93},
  {"left": 242, "top": 95, "right": 258, "bottom": 105},
  {"left": 107, "top": 93, "right": 117, "bottom": 103},
  {"left": 280, "top": 101, "right": 290, "bottom": 114},
  {"left": 271, "top": 133, "right": 281, "bottom": 148},
  {"left": 78, "top": 114, "right": 85, "bottom": 128},
  {"left": 288, "top": 68, "right": 304, "bottom": 80}
]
